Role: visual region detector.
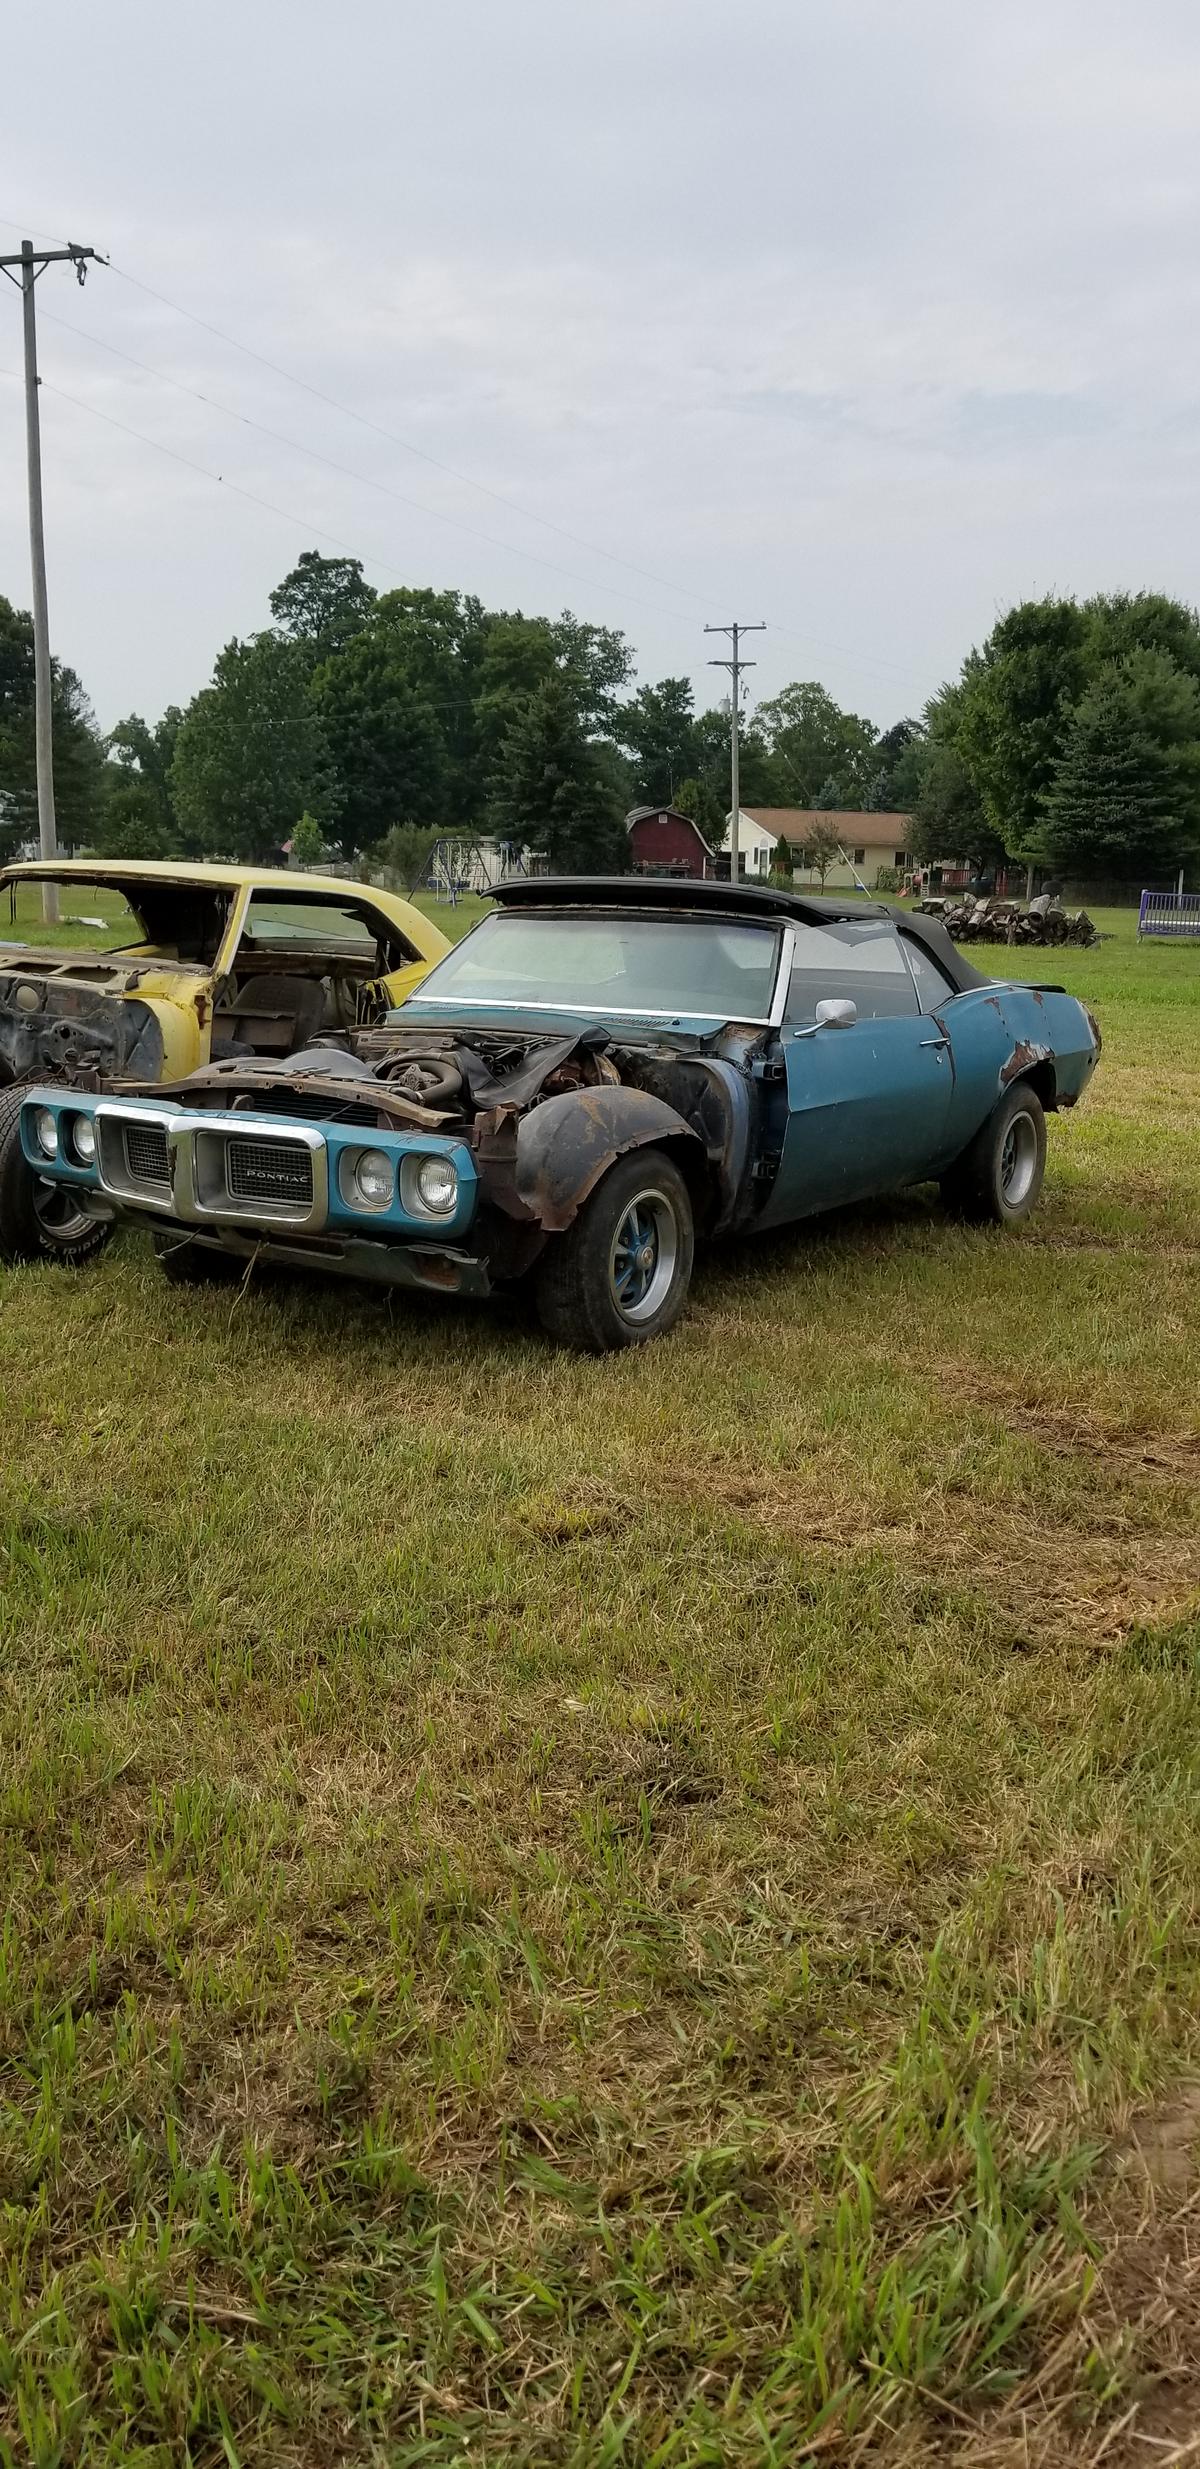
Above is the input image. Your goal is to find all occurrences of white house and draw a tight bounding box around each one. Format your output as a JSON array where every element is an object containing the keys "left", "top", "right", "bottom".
[
  {"left": 720, "top": 812, "right": 782, "bottom": 878},
  {"left": 724, "top": 809, "right": 915, "bottom": 890}
]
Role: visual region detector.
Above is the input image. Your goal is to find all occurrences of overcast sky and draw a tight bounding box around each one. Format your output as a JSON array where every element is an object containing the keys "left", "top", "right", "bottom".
[{"left": 2, "top": 0, "right": 1198, "bottom": 735}]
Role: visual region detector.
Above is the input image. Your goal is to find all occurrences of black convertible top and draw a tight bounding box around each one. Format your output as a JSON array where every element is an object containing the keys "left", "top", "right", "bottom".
[{"left": 488, "top": 874, "right": 991, "bottom": 996}]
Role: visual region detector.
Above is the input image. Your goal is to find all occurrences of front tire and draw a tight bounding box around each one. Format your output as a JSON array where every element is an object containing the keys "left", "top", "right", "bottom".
[
  {"left": 0, "top": 1084, "right": 112, "bottom": 1268},
  {"left": 941, "top": 1082, "right": 1047, "bottom": 1226},
  {"left": 535, "top": 1149, "right": 695, "bottom": 1353}
]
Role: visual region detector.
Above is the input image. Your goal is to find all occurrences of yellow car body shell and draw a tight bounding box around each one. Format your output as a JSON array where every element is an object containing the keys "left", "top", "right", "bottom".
[{"left": 1, "top": 859, "right": 451, "bottom": 1084}]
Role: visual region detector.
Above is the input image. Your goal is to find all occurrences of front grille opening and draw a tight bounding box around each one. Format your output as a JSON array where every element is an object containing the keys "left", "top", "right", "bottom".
[
  {"left": 225, "top": 1138, "right": 313, "bottom": 1209},
  {"left": 123, "top": 1123, "right": 170, "bottom": 1186}
]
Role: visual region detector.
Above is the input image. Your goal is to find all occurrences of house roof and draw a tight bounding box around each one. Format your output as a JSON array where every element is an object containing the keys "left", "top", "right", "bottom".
[{"left": 741, "top": 808, "right": 913, "bottom": 845}]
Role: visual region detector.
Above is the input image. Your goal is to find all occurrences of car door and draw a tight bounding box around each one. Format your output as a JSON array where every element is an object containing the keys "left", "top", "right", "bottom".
[{"left": 756, "top": 918, "right": 955, "bottom": 1225}]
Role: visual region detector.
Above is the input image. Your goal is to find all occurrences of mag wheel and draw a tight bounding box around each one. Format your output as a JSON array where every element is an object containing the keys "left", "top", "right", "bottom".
[
  {"left": 941, "top": 1082, "right": 1047, "bottom": 1227},
  {"left": 535, "top": 1149, "right": 695, "bottom": 1352}
]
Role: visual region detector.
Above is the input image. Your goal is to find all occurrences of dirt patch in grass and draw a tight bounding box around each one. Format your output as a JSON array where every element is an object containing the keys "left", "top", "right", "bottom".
[
  {"left": 941, "top": 1363, "right": 1200, "bottom": 1483},
  {"left": 657, "top": 1458, "right": 1200, "bottom": 1650}
]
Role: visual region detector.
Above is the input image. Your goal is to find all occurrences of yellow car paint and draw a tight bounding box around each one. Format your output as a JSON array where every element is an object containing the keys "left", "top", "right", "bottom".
[{"left": 0, "top": 859, "right": 451, "bottom": 1087}]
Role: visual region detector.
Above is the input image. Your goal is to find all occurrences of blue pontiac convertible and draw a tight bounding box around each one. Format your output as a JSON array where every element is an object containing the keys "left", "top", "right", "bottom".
[{"left": 11, "top": 878, "right": 1100, "bottom": 1352}]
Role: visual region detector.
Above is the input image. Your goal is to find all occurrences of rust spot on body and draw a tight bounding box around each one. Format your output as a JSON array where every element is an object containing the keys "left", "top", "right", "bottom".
[{"left": 1001, "top": 1038, "right": 1052, "bottom": 1086}]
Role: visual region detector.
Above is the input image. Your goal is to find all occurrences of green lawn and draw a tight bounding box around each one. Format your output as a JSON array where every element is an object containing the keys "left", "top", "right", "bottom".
[{"left": 1, "top": 907, "right": 1200, "bottom": 2464}]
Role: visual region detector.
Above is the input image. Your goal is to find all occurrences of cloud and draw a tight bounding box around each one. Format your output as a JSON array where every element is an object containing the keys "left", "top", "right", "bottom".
[{"left": 2, "top": 0, "right": 1199, "bottom": 730}]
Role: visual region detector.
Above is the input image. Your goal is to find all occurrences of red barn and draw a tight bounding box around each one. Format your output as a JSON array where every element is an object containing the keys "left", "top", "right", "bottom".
[{"left": 626, "top": 805, "right": 714, "bottom": 879}]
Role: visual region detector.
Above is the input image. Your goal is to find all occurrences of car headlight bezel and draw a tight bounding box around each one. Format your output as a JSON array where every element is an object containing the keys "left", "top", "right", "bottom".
[
  {"left": 411, "top": 1154, "right": 459, "bottom": 1217},
  {"left": 33, "top": 1106, "right": 59, "bottom": 1159},
  {"left": 340, "top": 1147, "right": 395, "bottom": 1212}
]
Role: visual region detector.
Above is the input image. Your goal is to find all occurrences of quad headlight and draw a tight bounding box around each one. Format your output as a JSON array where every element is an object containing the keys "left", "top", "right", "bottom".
[
  {"left": 33, "top": 1107, "right": 59, "bottom": 1158},
  {"left": 69, "top": 1114, "right": 96, "bottom": 1164},
  {"left": 349, "top": 1148, "right": 395, "bottom": 1210},
  {"left": 413, "top": 1155, "right": 459, "bottom": 1216}
]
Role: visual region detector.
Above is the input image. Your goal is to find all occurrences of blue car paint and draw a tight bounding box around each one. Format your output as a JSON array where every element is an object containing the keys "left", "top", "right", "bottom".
[
  {"left": 757, "top": 974, "right": 1098, "bottom": 1227},
  {"left": 760, "top": 1013, "right": 954, "bottom": 1224},
  {"left": 18, "top": 900, "right": 1101, "bottom": 1306},
  {"left": 19, "top": 1090, "right": 480, "bottom": 1243}
]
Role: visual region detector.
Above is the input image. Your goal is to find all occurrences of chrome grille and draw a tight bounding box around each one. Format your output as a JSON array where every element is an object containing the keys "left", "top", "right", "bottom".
[
  {"left": 123, "top": 1123, "right": 170, "bottom": 1186},
  {"left": 225, "top": 1138, "right": 313, "bottom": 1208}
]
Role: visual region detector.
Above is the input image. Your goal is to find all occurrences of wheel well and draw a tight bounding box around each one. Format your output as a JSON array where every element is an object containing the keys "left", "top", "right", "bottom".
[
  {"left": 1011, "top": 1059, "right": 1057, "bottom": 1113},
  {"left": 649, "top": 1133, "right": 715, "bottom": 1225}
]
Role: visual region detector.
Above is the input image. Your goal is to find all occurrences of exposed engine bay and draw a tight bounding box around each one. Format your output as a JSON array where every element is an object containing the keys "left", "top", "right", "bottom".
[
  {"left": 0, "top": 946, "right": 399, "bottom": 1088},
  {"left": 127, "top": 1017, "right": 762, "bottom": 1243}
]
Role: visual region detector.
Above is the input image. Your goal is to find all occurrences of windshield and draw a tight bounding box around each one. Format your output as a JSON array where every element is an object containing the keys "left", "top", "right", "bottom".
[{"left": 407, "top": 911, "right": 783, "bottom": 1021}]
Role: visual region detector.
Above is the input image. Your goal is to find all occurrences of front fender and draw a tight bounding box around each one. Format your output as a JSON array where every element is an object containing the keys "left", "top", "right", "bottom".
[{"left": 513, "top": 1088, "right": 701, "bottom": 1233}]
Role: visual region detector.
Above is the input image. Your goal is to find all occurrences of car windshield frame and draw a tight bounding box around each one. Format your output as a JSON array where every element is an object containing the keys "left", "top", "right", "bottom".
[{"left": 405, "top": 906, "right": 789, "bottom": 1025}]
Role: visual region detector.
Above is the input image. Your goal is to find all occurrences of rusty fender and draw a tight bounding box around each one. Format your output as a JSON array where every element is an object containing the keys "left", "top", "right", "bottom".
[
  {"left": 1000, "top": 1037, "right": 1054, "bottom": 1093},
  {"left": 488, "top": 1087, "right": 702, "bottom": 1236}
]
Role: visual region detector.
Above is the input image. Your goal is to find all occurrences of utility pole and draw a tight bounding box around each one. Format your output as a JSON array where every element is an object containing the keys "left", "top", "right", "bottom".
[
  {"left": 0, "top": 238, "right": 104, "bottom": 925},
  {"left": 705, "top": 622, "right": 765, "bottom": 882}
]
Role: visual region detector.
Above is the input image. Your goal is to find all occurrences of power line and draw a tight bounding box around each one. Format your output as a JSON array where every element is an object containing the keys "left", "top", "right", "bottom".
[
  {"left": 106, "top": 258, "right": 727, "bottom": 614},
  {"left": 33, "top": 302, "right": 702, "bottom": 626},
  {"left": 102, "top": 260, "right": 925, "bottom": 692},
  {"left": 0, "top": 209, "right": 929, "bottom": 696},
  {"left": 24, "top": 371, "right": 433, "bottom": 587}
]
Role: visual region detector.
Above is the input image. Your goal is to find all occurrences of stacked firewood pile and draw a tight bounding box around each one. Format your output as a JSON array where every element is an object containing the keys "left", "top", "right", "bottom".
[{"left": 914, "top": 894, "right": 1101, "bottom": 948}]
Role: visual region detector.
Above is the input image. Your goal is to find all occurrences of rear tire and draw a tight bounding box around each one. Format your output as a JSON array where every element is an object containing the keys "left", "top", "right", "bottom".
[
  {"left": 535, "top": 1149, "right": 694, "bottom": 1353},
  {"left": 0, "top": 1083, "right": 112, "bottom": 1268},
  {"left": 941, "top": 1082, "right": 1047, "bottom": 1226},
  {"left": 152, "top": 1231, "right": 243, "bottom": 1286}
]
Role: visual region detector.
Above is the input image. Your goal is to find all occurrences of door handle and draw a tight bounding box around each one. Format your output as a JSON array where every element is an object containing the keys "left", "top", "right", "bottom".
[{"left": 919, "top": 1035, "right": 951, "bottom": 1050}]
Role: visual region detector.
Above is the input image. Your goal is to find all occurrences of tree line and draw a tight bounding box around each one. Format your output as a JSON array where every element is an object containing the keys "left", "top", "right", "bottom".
[{"left": 2, "top": 559, "right": 1199, "bottom": 884}]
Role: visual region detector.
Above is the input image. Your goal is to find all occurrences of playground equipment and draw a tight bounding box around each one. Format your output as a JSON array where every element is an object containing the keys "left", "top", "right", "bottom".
[{"left": 420, "top": 838, "right": 531, "bottom": 906}]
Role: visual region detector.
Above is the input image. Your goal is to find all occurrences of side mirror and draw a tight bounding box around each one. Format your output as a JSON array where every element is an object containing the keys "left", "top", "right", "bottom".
[{"left": 814, "top": 998, "right": 857, "bottom": 1029}]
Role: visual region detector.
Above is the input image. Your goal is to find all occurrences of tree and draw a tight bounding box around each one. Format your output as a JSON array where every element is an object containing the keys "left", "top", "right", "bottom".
[
  {"left": 673, "top": 774, "right": 725, "bottom": 840},
  {"left": 800, "top": 821, "right": 843, "bottom": 886},
  {"left": 939, "top": 593, "right": 1200, "bottom": 871},
  {"left": 310, "top": 632, "right": 446, "bottom": 858},
  {"left": 621, "top": 677, "right": 698, "bottom": 806},
  {"left": 269, "top": 552, "right": 376, "bottom": 657},
  {"left": 689, "top": 703, "right": 782, "bottom": 814},
  {"left": 94, "top": 772, "right": 171, "bottom": 860},
  {"left": 376, "top": 823, "right": 441, "bottom": 893},
  {"left": 291, "top": 811, "right": 326, "bottom": 868},
  {"left": 474, "top": 609, "right": 632, "bottom": 780},
  {"left": 358, "top": 588, "right": 488, "bottom": 827},
  {"left": 771, "top": 835, "right": 794, "bottom": 881},
  {"left": 910, "top": 737, "right": 1001, "bottom": 870},
  {"left": 0, "top": 595, "right": 104, "bottom": 857},
  {"left": 489, "top": 674, "right": 625, "bottom": 872},
  {"left": 106, "top": 706, "right": 183, "bottom": 849},
  {"left": 866, "top": 719, "right": 921, "bottom": 811},
  {"left": 1084, "top": 591, "right": 1200, "bottom": 688},
  {"left": 815, "top": 774, "right": 841, "bottom": 810},
  {"left": 755, "top": 680, "right": 877, "bottom": 808},
  {"left": 1040, "top": 670, "right": 1197, "bottom": 879},
  {"left": 171, "top": 634, "right": 336, "bottom": 862},
  {"left": 948, "top": 599, "right": 1093, "bottom": 859}
]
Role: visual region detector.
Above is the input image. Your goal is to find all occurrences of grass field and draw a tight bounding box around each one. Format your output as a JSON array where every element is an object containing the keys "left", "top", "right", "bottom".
[{"left": 2, "top": 900, "right": 1199, "bottom": 2465}]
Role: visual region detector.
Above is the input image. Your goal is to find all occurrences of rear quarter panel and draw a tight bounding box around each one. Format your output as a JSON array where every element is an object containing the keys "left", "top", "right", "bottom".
[{"left": 934, "top": 981, "right": 1099, "bottom": 1167}]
